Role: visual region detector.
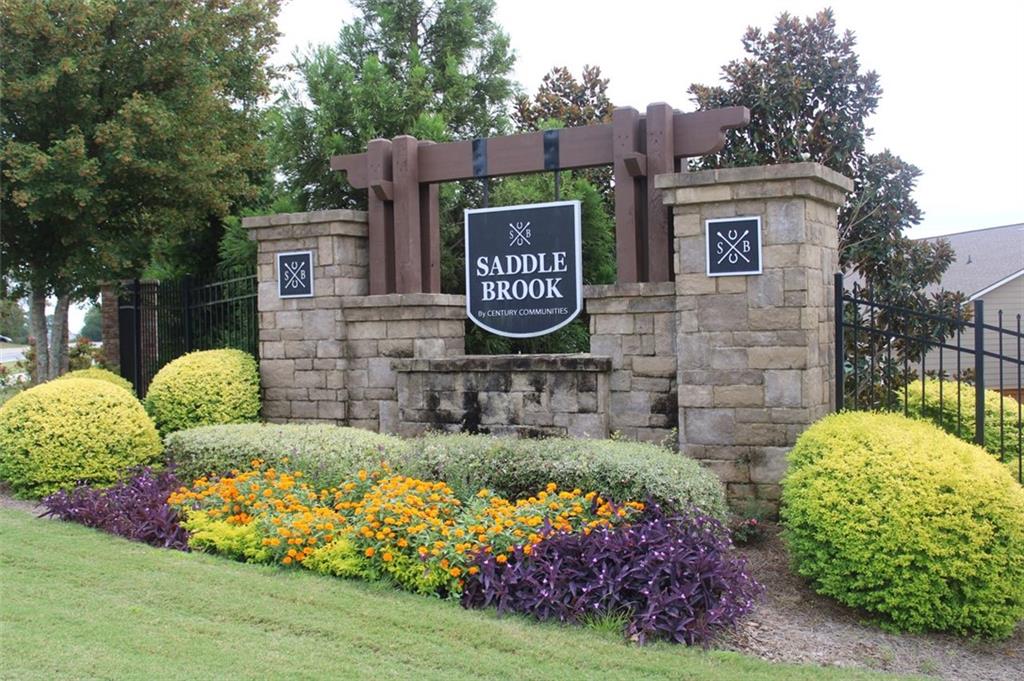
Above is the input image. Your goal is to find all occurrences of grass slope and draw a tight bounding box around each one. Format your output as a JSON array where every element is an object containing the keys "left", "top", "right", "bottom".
[{"left": 0, "top": 508, "right": 911, "bottom": 681}]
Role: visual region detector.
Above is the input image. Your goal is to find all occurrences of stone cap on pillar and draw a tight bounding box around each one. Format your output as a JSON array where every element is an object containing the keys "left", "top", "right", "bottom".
[
  {"left": 242, "top": 209, "right": 368, "bottom": 241},
  {"left": 656, "top": 162, "right": 854, "bottom": 209}
]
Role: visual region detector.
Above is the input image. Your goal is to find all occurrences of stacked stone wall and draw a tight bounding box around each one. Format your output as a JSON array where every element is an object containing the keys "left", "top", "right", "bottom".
[
  {"left": 394, "top": 355, "right": 610, "bottom": 438},
  {"left": 658, "top": 163, "right": 851, "bottom": 502},
  {"left": 245, "top": 210, "right": 369, "bottom": 423},
  {"left": 585, "top": 282, "right": 677, "bottom": 446}
]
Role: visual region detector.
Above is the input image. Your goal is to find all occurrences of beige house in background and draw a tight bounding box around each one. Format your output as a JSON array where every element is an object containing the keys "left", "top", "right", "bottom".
[{"left": 924, "top": 223, "right": 1024, "bottom": 397}]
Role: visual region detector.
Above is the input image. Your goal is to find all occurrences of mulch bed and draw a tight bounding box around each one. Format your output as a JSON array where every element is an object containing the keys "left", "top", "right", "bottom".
[{"left": 720, "top": 522, "right": 1022, "bottom": 680}]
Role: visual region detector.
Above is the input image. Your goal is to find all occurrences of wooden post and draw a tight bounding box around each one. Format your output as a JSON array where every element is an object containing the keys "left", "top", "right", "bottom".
[
  {"left": 612, "top": 107, "right": 643, "bottom": 284},
  {"left": 367, "top": 139, "right": 394, "bottom": 294},
  {"left": 392, "top": 135, "right": 423, "bottom": 294},
  {"left": 418, "top": 140, "right": 441, "bottom": 293},
  {"left": 644, "top": 103, "right": 674, "bottom": 282}
]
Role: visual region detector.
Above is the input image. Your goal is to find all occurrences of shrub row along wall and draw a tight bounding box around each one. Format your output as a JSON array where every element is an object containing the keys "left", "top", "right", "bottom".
[{"left": 244, "top": 163, "right": 850, "bottom": 504}]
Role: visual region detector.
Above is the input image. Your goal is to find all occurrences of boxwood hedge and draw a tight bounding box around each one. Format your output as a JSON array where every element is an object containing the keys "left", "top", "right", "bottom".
[{"left": 164, "top": 425, "right": 726, "bottom": 519}]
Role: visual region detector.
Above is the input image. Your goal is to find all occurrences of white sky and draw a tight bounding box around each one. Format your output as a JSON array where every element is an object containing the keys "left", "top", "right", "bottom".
[
  {"left": 63, "top": 0, "right": 1024, "bottom": 334},
  {"left": 275, "top": 0, "right": 1024, "bottom": 240}
]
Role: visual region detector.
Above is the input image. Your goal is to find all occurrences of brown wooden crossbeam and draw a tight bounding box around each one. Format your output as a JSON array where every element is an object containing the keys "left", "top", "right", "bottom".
[{"left": 331, "top": 104, "right": 748, "bottom": 293}]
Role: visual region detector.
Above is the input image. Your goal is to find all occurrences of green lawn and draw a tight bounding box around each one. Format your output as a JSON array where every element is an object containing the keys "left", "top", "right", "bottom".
[{"left": 0, "top": 508, "right": 911, "bottom": 681}]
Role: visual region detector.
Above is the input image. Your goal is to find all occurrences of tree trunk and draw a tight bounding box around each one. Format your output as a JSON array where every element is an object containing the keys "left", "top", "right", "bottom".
[
  {"left": 29, "top": 288, "right": 49, "bottom": 383},
  {"left": 49, "top": 295, "right": 71, "bottom": 379}
]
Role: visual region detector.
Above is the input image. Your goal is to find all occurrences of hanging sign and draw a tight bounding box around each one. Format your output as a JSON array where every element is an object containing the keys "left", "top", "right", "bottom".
[
  {"left": 706, "top": 216, "right": 762, "bottom": 276},
  {"left": 277, "top": 251, "right": 315, "bottom": 298},
  {"left": 465, "top": 200, "right": 582, "bottom": 338}
]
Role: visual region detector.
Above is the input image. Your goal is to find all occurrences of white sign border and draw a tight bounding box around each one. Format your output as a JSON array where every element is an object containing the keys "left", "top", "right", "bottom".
[
  {"left": 464, "top": 199, "right": 583, "bottom": 338},
  {"left": 276, "top": 250, "right": 316, "bottom": 298},
  {"left": 705, "top": 216, "right": 763, "bottom": 277}
]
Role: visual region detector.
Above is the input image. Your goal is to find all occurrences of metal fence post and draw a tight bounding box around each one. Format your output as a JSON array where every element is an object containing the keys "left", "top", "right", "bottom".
[
  {"left": 973, "top": 300, "right": 985, "bottom": 447},
  {"left": 132, "top": 279, "right": 143, "bottom": 395},
  {"left": 834, "top": 273, "right": 844, "bottom": 412},
  {"left": 182, "top": 275, "right": 193, "bottom": 352}
]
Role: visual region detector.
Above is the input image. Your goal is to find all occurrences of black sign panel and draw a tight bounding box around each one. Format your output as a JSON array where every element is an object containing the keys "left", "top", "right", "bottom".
[
  {"left": 277, "top": 251, "right": 314, "bottom": 298},
  {"left": 706, "top": 217, "right": 762, "bottom": 276},
  {"left": 465, "top": 200, "right": 582, "bottom": 338}
]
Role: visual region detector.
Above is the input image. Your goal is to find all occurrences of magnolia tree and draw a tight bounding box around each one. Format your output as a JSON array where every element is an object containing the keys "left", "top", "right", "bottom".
[{"left": 689, "top": 9, "right": 967, "bottom": 400}]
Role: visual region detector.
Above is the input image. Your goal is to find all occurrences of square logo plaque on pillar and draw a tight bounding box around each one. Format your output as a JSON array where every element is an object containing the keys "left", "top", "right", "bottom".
[
  {"left": 705, "top": 216, "right": 762, "bottom": 277},
  {"left": 277, "top": 251, "right": 315, "bottom": 298}
]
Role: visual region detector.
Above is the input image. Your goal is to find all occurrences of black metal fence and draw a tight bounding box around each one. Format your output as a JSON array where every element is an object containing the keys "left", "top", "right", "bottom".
[
  {"left": 835, "top": 273, "right": 1023, "bottom": 483},
  {"left": 118, "top": 272, "right": 258, "bottom": 397}
]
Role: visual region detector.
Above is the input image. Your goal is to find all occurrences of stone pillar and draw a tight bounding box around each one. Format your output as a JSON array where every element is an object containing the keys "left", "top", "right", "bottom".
[
  {"left": 243, "top": 210, "right": 369, "bottom": 424},
  {"left": 341, "top": 294, "right": 465, "bottom": 433},
  {"left": 585, "top": 282, "right": 677, "bottom": 445},
  {"left": 99, "top": 284, "right": 120, "bottom": 373},
  {"left": 657, "top": 163, "right": 853, "bottom": 504}
]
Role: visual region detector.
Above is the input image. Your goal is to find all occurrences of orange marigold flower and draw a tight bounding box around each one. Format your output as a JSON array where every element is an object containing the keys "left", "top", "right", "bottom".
[
  {"left": 382, "top": 552, "right": 393, "bottom": 562},
  {"left": 364, "top": 547, "right": 376, "bottom": 558},
  {"left": 449, "top": 567, "right": 461, "bottom": 578},
  {"left": 468, "top": 566, "right": 479, "bottom": 575},
  {"left": 496, "top": 554, "right": 508, "bottom": 564}
]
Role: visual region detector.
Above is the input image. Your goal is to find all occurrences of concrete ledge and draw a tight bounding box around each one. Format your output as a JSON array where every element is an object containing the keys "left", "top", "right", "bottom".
[
  {"left": 393, "top": 353, "right": 612, "bottom": 373},
  {"left": 655, "top": 162, "right": 854, "bottom": 193},
  {"left": 583, "top": 282, "right": 676, "bottom": 299},
  {"left": 341, "top": 293, "right": 465, "bottom": 308}
]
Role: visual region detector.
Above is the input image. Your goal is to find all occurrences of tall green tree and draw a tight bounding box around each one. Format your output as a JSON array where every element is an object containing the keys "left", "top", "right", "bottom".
[
  {"left": 688, "top": 9, "right": 966, "bottom": 385},
  {"left": 78, "top": 304, "right": 102, "bottom": 343},
  {"left": 272, "top": 0, "right": 516, "bottom": 211},
  {"left": 689, "top": 9, "right": 958, "bottom": 301},
  {"left": 0, "top": 299, "right": 29, "bottom": 344},
  {"left": 1, "top": 0, "right": 281, "bottom": 380}
]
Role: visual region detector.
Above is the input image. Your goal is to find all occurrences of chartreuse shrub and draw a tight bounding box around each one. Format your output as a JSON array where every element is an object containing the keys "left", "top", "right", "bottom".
[
  {"left": 55, "top": 367, "right": 135, "bottom": 395},
  {"left": 41, "top": 467, "right": 187, "bottom": 549},
  {"left": 164, "top": 423, "right": 407, "bottom": 489},
  {"left": 0, "top": 378, "right": 162, "bottom": 497},
  {"left": 144, "top": 349, "right": 260, "bottom": 436},
  {"left": 904, "top": 378, "right": 1022, "bottom": 463},
  {"left": 397, "top": 434, "right": 727, "bottom": 519},
  {"left": 782, "top": 412, "right": 1024, "bottom": 637},
  {"left": 182, "top": 511, "right": 271, "bottom": 563}
]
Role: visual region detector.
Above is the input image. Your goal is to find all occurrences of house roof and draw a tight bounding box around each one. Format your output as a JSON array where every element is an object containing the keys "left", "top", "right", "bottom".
[{"left": 920, "top": 223, "right": 1024, "bottom": 300}]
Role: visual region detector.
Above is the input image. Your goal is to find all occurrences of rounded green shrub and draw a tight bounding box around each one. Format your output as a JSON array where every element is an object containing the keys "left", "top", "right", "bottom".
[
  {"left": 781, "top": 411, "right": 1024, "bottom": 637},
  {"left": 144, "top": 349, "right": 260, "bottom": 436},
  {"left": 0, "top": 378, "right": 162, "bottom": 497},
  {"left": 56, "top": 367, "right": 134, "bottom": 395},
  {"left": 164, "top": 423, "right": 406, "bottom": 489},
  {"left": 904, "top": 378, "right": 1022, "bottom": 462},
  {"left": 397, "top": 434, "right": 728, "bottom": 520}
]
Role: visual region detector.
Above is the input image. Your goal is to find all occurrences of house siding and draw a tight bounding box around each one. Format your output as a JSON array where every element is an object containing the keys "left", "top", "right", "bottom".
[{"left": 927, "top": 275, "right": 1024, "bottom": 393}]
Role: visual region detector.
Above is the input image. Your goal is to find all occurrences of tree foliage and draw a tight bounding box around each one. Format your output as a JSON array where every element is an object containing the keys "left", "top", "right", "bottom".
[
  {"left": 79, "top": 304, "right": 102, "bottom": 343},
  {"left": 513, "top": 65, "right": 613, "bottom": 131},
  {"left": 1, "top": 0, "right": 281, "bottom": 379},
  {"left": 689, "top": 9, "right": 967, "bottom": 399},
  {"left": 0, "top": 299, "right": 29, "bottom": 344},
  {"left": 272, "top": 0, "right": 516, "bottom": 211}
]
